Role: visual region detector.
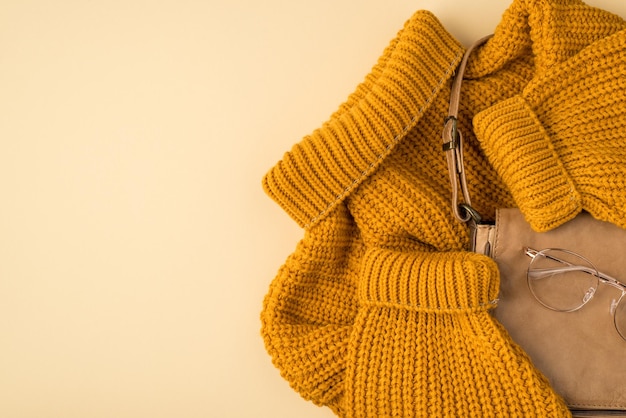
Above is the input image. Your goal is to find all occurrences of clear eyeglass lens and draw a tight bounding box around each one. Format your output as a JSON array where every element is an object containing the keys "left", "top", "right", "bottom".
[
  {"left": 614, "top": 296, "right": 626, "bottom": 341},
  {"left": 527, "top": 249, "right": 599, "bottom": 312}
]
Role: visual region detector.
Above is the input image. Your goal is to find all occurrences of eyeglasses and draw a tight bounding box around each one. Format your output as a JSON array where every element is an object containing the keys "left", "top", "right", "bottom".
[{"left": 525, "top": 247, "right": 626, "bottom": 341}]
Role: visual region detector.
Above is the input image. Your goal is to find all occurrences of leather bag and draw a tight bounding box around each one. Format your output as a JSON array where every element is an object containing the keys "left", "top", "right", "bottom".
[
  {"left": 443, "top": 37, "right": 626, "bottom": 417},
  {"left": 476, "top": 209, "right": 626, "bottom": 416}
]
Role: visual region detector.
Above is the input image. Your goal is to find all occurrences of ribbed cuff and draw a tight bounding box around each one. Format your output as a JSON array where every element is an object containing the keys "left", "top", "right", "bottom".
[
  {"left": 473, "top": 96, "right": 582, "bottom": 232},
  {"left": 359, "top": 249, "right": 499, "bottom": 312}
]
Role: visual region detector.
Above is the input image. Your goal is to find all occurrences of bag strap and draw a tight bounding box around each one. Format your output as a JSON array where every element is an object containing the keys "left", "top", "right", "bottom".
[{"left": 442, "top": 35, "right": 492, "bottom": 225}]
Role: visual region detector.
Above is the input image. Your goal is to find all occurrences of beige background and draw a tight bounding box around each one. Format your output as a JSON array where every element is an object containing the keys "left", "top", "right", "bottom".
[{"left": 1, "top": 1, "right": 624, "bottom": 417}]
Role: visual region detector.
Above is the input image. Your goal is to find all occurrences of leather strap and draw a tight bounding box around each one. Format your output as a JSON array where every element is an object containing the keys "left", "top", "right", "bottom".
[{"left": 442, "top": 35, "right": 492, "bottom": 223}]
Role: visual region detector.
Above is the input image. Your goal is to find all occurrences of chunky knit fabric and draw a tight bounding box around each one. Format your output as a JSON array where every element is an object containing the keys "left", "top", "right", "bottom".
[{"left": 261, "top": 0, "right": 626, "bottom": 416}]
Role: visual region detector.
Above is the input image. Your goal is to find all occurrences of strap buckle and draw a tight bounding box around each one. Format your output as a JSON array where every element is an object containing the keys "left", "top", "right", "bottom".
[
  {"left": 442, "top": 116, "right": 459, "bottom": 152},
  {"left": 442, "top": 115, "right": 475, "bottom": 223}
]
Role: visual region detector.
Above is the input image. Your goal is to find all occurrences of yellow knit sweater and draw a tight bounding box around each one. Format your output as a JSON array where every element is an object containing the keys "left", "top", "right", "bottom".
[{"left": 261, "top": 0, "right": 626, "bottom": 416}]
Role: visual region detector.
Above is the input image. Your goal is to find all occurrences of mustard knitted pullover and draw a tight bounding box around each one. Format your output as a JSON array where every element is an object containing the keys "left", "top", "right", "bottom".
[{"left": 261, "top": 0, "right": 626, "bottom": 416}]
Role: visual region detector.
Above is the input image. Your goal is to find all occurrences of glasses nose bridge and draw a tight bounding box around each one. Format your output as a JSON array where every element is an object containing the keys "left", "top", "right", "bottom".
[{"left": 596, "top": 276, "right": 626, "bottom": 319}]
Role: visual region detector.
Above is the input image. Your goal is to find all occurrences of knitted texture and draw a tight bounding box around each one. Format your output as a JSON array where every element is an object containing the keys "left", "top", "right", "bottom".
[
  {"left": 261, "top": 0, "right": 626, "bottom": 416},
  {"left": 262, "top": 10, "right": 464, "bottom": 229},
  {"left": 474, "top": 28, "right": 626, "bottom": 231},
  {"left": 347, "top": 249, "right": 569, "bottom": 417}
]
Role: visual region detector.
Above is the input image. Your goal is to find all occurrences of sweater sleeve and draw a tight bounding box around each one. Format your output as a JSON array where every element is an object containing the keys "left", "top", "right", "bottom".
[
  {"left": 343, "top": 247, "right": 571, "bottom": 417},
  {"left": 473, "top": 29, "right": 626, "bottom": 232}
]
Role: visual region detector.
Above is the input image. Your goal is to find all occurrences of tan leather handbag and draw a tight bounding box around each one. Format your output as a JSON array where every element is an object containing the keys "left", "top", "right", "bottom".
[{"left": 444, "top": 38, "right": 626, "bottom": 417}]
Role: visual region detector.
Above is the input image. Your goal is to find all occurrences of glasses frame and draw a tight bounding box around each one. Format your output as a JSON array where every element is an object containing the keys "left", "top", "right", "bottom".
[{"left": 525, "top": 247, "right": 626, "bottom": 341}]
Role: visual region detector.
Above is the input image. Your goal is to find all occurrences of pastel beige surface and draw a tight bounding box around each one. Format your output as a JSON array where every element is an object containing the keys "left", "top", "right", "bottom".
[{"left": 1, "top": 1, "right": 624, "bottom": 418}]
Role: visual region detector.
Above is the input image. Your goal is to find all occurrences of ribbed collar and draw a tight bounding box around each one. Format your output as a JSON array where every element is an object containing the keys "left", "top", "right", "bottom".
[{"left": 263, "top": 11, "right": 464, "bottom": 228}]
